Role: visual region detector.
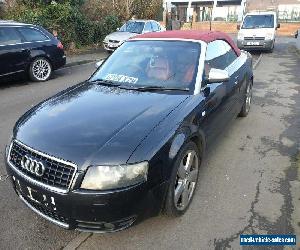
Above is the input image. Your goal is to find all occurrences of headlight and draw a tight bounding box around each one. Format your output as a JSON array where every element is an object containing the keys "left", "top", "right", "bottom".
[
  {"left": 103, "top": 36, "right": 109, "bottom": 43},
  {"left": 238, "top": 32, "right": 244, "bottom": 40},
  {"left": 265, "top": 33, "right": 274, "bottom": 40},
  {"left": 81, "top": 162, "right": 149, "bottom": 190}
]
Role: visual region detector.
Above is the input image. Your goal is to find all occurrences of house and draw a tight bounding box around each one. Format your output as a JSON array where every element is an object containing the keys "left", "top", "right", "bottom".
[
  {"left": 168, "top": 0, "right": 300, "bottom": 22},
  {"left": 169, "top": 0, "right": 246, "bottom": 22},
  {"left": 246, "top": 0, "right": 300, "bottom": 21}
]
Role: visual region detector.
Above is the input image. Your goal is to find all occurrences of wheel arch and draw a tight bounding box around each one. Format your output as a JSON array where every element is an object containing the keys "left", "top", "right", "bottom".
[
  {"left": 27, "top": 51, "right": 53, "bottom": 71},
  {"left": 168, "top": 128, "right": 206, "bottom": 164}
]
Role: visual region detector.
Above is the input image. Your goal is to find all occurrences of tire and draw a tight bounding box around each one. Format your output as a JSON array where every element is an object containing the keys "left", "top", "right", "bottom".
[
  {"left": 268, "top": 40, "right": 275, "bottom": 53},
  {"left": 164, "top": 141, "right": 201, "bottom": 217},
  {"left": 239, "top": 80, "right": 253, "bottom": 117},
  {"left": 29, "top": 57, "right": 52, "bottom": 82}
]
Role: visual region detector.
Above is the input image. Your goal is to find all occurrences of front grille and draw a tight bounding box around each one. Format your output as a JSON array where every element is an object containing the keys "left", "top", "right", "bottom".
[
  {"left": 9, "top": 141, "right": 76, "bottom": 191},
  {"left": 109, "top": 39, "right": 119, "bottom": 43},
  {"left": 244, "top": 37, "right": 265, "bottom": 40},
  {"left": 22, "top": 194, "right": 69, "bottom": 224}
]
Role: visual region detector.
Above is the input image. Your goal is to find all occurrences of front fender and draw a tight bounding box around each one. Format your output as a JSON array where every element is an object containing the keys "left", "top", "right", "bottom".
[{"left": 169, "top": 128, "right": 206, "bottom": 161}]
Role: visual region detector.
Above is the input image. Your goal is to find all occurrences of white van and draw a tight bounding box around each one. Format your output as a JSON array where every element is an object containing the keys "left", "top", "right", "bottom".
[{"left": 237, "top": 11, "right": 280, "bottom": 52}]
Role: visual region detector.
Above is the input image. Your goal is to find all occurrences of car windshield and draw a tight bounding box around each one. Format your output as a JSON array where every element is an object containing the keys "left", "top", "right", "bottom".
[
  {"left": 242, "top": 15, "right": 275, "bottom": 29},
  {"left": 119, "top": 21, "right": 145, "bottom": 34},
  {"left": 90, "top": 40, "right": 201, "bottom": 91}
]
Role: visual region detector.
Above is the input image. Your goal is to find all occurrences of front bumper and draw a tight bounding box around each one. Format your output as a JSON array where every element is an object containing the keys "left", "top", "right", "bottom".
[
  {"left": 103, "top": 42, "right": 119, "bottom": 52},
  {"left": 237, "top": 39, "right": 274, "bottom": 50},
  {"left": 6, "top": 159, "right": 167, "bottom": 232}
]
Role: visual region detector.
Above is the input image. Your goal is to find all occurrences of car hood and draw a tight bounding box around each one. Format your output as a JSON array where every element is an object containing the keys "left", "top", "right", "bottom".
[
  {"left": 239, "top": 28, "right": 275, "bottom": 38},
  {"left": 106, "top": 32, "right": 138, "bottom": 42},
  {"left": 14, "top": 83, "right": 188, "bottom": 169}
]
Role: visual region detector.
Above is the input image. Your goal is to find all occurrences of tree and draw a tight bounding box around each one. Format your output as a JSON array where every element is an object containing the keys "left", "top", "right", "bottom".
[
  {"left": 82, "top": 0, "right": 163, "bottom": 21},
  {"left": 132, "top": 0, "right": 163, "bottom": 19}
]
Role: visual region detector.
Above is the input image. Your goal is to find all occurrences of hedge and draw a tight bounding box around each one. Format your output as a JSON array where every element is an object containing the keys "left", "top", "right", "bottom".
[{"left": 4, "top": 2, "right": 121, "bottom": 48}]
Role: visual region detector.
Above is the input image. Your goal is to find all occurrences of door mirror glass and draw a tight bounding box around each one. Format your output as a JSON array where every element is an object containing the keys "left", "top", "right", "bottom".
[
  {"left": 208, "top": 68, "right": 229, "bottom": 83},
  {"left": 95, "top": 59, "right": 105, "bottom": 68}
]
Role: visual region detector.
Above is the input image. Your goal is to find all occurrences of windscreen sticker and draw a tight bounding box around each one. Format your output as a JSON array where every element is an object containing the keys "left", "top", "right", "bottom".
[{"left": 105, "top": 74, "right": 138, "bottom": 84}]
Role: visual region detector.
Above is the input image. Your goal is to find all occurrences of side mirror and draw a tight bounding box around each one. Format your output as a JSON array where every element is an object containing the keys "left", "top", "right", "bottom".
[
  {"left": 237, "top": 24, "right": 241, "bottom": 30},
  {"left": 116, "top": 28, "right": 120, "bottom": 31},
  {"left": 208, "top": 68, "right": 229, "bottom": 83},
  {"left": 95, "top": 59, "right": 105, "bottom": 69},
  {"left": 295, "top": 30, "right": 299, "bottom": 39},
  {"left": 277, "top": 23, "right": 280, "bottom": 29}
]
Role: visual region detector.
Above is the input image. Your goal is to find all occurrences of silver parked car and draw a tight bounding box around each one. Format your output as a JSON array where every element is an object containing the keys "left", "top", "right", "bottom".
[{"left": 103, "top": 20, "right": 165, "bottom": 52}]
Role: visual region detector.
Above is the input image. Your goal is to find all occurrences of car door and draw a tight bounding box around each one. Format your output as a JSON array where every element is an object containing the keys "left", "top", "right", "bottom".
[
  {"left": 199, "top": 40, "right": 240, "bottom": 145},
  {"left": 16, "top": 26, "right": 51, "bottom": 60},
  {"left": 226, "top": 49, "right": 248, "bottom": 113},
  {"left": 0, "top": 26, "right": 28, "bottom": 76},
  {"left": 221, "top": 40, "right": 242, "bottom": 118}
]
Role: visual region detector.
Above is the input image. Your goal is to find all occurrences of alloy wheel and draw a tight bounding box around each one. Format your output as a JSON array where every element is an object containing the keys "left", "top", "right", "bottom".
[
  {"left": 245, "top": 83, "right": 253, "bottom": 113},
  {"left": 174, "top": 150, "right": 199, "bottom": 211},
  {"left": 32, "top": 59, "right": 51, "bottom": 81}
]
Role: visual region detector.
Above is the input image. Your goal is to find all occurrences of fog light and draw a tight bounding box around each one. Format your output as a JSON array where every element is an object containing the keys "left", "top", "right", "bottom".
[{"left": 104, "top": 223, "right": 115, "bottom": 230}]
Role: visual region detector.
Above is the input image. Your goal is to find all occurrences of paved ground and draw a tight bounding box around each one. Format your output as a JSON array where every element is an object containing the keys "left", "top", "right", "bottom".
[
  {"left": 66, "top": 49, "right": 107, "bottom": 67},
  {"left": 0, "top": 38, "right": 299, "bottom": 250}
]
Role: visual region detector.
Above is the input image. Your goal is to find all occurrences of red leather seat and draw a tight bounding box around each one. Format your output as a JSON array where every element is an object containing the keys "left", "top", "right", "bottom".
[{"left": 146, "top": 57, "right": 171, "bottom": 81}]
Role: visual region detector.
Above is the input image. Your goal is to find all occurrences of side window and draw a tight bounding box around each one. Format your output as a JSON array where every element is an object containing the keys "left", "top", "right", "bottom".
[
  {"left": 205, "top": 40, "right": 237, "bottom": 72},
  {"left": 17, "top": 27, "right": 48, "bottom": 42},
  {"left": 0, "top": 27, "right": 22, "bottom": 45},
  {"left": 223, "top": 41, "right": 238, "bottom": 66},
  {"left": 151, "top": 22, "right": 160, "bottom": 32},
  {"left": 144, "top": 22, "right": 153, "bottom": 32},
  {"left": 205, "top": 40, "right": 227, "bottom": 71}
]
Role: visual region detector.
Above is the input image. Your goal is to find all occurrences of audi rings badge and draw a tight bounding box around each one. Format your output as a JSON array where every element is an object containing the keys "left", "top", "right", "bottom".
[{"left": 20, "top": 155, "right": 45, "bottom": 177}]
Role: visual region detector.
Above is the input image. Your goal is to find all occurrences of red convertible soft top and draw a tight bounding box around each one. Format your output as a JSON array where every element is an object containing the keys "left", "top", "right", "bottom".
[{"left": 131, "top": 30, "right": 241, "bottom": 56}]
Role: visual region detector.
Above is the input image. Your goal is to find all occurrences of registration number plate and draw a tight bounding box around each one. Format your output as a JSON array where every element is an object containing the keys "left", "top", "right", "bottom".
[
  {"left": 13, "top": 176, "right": 57, "bottom": 211},
  {"left": 246, "top": 41, "right": 259, "bottom": 46},
  {"left": 108, "top": 43, "right": 118, "bottom": 48}
]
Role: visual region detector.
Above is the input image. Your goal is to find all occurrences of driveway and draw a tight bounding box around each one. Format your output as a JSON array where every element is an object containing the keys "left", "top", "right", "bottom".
[{"left": 0, "top": 38, "right": 299, "bottom": 250}]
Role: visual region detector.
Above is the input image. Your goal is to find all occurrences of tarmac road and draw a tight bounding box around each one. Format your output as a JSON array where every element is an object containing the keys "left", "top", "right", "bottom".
[{"left": 0, "top": 38, "right": 299, "bottom": 250}]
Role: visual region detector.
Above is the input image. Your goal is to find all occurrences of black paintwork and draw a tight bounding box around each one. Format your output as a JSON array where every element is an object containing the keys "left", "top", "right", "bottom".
[
  {"left": 0, "top": 22, "right": 66, "bottom": 79},
  {"left": 6, "top": 44, "right": 253, "bottom": 231}
]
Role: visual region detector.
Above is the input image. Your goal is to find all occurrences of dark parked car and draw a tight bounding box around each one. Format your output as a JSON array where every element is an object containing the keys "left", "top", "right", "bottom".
[
  {"left": 0, "top": 21, "right": 66, "bottom": 82},
  {"left": 5, "top": 31, "right": 253, "bottom": 232}
]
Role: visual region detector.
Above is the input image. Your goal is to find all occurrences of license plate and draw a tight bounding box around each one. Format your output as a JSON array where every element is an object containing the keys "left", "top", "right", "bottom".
[
  {"left": 108, "top": 43, "right": 118, "bottom": 48},
  {"left": 247, "top": 41, "right": 259, "bottom": 46},
  {"left": 13, "top": 176, "right": 57, "bottom": 211}
]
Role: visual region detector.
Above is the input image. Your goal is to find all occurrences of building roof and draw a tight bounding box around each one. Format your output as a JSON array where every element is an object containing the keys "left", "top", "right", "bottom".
[
  {"left": 131, "top": 30, "right": 241, "bottom": 56},
  {"left": 246, "top": 0, "right": 300, "bottom": 11}
]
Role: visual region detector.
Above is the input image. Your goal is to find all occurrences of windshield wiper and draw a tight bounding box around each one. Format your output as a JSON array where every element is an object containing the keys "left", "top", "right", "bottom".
[
  {"left": 134, "top": 86, "right": 190, "bottom": 92},
  {"left": 89, "top": 79, "right": 121, "bottom": 87}
]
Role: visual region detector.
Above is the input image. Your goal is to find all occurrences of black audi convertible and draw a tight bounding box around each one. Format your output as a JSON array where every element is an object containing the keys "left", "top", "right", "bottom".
[{"left": 6, "top": 30, "right": 253, "bottom": 232}]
